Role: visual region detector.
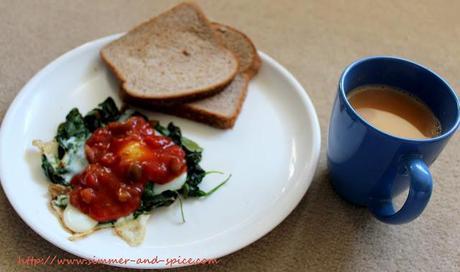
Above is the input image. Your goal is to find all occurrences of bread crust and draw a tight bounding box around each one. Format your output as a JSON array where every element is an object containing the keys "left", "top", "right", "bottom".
[
  {"left": 245, "top": 50, "right": 261, "bottom": 79},
  {"left": 156, "top": 73, "right": 250, "bottom": 129},
  {"left": 211, "top": 22, "right": 261, "bottom": 79}
]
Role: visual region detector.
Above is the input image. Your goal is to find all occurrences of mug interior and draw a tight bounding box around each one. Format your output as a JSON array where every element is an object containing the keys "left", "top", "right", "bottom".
[{"left": 340, "top": 56, "right": 459, "bottom": 138}]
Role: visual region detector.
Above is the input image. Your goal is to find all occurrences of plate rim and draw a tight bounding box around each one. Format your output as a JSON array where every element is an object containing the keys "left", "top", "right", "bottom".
[{"left": 0, "top": 33, "right": 321, "bottom": 269}]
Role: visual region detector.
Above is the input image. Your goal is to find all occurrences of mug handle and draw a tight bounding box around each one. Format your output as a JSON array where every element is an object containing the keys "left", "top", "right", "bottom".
[{"left": 368, "top": 158, "right": 433, "bottom": 224}]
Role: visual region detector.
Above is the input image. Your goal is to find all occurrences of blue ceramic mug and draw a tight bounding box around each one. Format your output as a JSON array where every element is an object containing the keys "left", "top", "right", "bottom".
[{"left": 328, "top": 56, "right": 459, "bottom": 224}]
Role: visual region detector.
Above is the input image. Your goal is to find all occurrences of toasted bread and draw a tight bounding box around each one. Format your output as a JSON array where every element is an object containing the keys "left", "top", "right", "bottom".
[
  {"left": 101, "top": 3, "right": 239, "bottom": 104},
  {"left": 157, "top": 24, "right": 261, "bottom": 128},
  {"left": 160, "top": 73, "right": 250, "bottom": 129},
  {"left": 212, "top": 23, "right": 261, "bottom": 78}
]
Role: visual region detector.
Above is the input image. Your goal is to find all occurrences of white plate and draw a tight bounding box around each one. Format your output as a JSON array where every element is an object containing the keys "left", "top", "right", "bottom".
[{"left": 0, "top": 34, "right": 320, "bottom": 269}]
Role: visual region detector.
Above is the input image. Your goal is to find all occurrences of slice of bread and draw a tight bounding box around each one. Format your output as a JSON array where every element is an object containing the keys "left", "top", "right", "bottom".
[
  {"left": 101, "top": 3, "right": 239, "bottom": 104},
  {"left": 160, "top": 73, "right": 250, "bottom": 129},
  {"left": 211, "top": 23, "right": 261, "bottom": 78},
  {"left": 154, "top": 24, "right": 261, "bottom": 129}
]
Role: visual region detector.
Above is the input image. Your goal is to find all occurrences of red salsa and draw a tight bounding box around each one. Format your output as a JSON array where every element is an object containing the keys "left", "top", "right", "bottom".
[{"left": 69, "top": 116, "right": 187, "bottom": 222}]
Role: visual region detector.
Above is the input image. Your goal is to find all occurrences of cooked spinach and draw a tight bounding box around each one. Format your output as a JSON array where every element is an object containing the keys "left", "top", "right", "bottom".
[
  {"left": 56, "top": 108, "right": 89, "bottom": 158},
  {"left": 41, "top": 97, "right": 122, "bottom": 185},
  {"left": 40, "top": 108, "right": 89, "bottom": 185},
  {"left": 181, "top": 152, "right": 207, "bottom": 197},
  {"left": 154, "top": 123, "right": 169, "bottom": 136},
  {"left": 41, "top": 155, "right": 66, "bottom": 184},
  {"left": 134, "top": 182, "right": 178, "bottom": 218},
  {"left": 83, "top": 97, "right": 120, "bottom": 132},
  {"left": 181, "top": 137, "right": 203, "bottom": 153},
  {"left": 165, "top": 122, "right": 182, "bottom": 145},
  {"left": 200, "top": 174, "right": 231, "bottom": 196},
  {"left": 154, "top": 122, "right": 202, "bottom": 152},
  {"left": 52, "top": 194, "right": 69, "bottom": 208},
  {"left": 178, "top": 195, "right": 185, "bottom": 223}
]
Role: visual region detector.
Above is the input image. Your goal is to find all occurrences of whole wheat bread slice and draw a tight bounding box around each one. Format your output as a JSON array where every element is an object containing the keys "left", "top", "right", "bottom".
[
  {"left": 211, "top": 23, "right": 261, "bottom": 78},
  {"left": 101, "top": 3, "right": 239, "bottom": 104},
  {"left": 156, "top": 23, "right": 261, "bottom": 129},
  {"left": 159, "top": 73, "right": 250, "bottom": 129}
]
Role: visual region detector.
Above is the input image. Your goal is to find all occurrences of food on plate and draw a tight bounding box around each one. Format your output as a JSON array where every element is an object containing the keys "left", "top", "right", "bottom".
[
  {"left": 100, "top": 2, "right": 238, "bottom": 104},
  {"left": 102, "top": 2, "right": 261, "bottom": 129},
  {"left": 152, "top": 23, "right": 261, "bottom": 129},
  {"left": 211, "top": 23, "right": 261, "bottom": 79},
  {"left": 33, "top": 97, "right": 229, "bottom": 246},
  {"left": 157, "top": 74, "right": 250, "bottom": 129}
]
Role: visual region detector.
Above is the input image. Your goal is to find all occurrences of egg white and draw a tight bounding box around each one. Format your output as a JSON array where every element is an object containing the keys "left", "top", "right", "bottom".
[
  {"left": 63, "top": 203, "right": 98, "bottom": 233},
  {"left": 153, "top": 172, "right": 187, "bottom": 195},
  {"left": 114, "top": 213, "right": 151, "bottom": 246}
]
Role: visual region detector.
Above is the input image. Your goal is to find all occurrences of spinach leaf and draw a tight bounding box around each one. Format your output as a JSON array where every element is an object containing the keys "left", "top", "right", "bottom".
[
  {"left": 40, "top": 107, "right": 89, "bottom": 185},
  {"left": 100, "top": 97, "right": 119, "bottom": 120},
  {"left": 52, "top": 194, "right": 69, "bottom": 208},
  {"left": 181, "top": 137, "right": 203, "bottom": 153},
  {"left": 200, "top": 174, "right": 231, "bottom": 196},
  {"left": 166, "top": 122, "right": 182, "bottom": 145},
  {"left": 154, "top": 122, "right": 203, "bottom": 153},
  {"left": 56, "top": 108, "right": 89, "bottom": 158},
  {"left": 83, "top": 97, "right": 120, "bottom": 132},
  {"left": 134, "top": 182, "right": 178, "bottom": 218},
  {"left": 154, "top": 123, "right": 170, "bottom": 136},
  {"left": 181, "top": 151, "right": 207, "bottom": 197},
  {"left": 41, "top": 155, "right": 66, "bottom": 184}
]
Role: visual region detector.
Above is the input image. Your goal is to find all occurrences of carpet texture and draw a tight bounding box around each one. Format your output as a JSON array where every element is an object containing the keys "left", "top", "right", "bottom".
[{"left": 0, "top": 0, "right": 459, "bottom": 271}]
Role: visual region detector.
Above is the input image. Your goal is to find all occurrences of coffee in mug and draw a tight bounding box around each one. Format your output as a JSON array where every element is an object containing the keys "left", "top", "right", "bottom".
[
  {"left": 347, "top": 85, "right": 441, "bottom": 139},
  {"left": 328, "top": 56, "right": 460, "bottom": 224}
]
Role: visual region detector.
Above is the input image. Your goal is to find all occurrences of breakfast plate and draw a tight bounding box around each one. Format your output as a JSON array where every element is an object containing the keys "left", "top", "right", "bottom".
[{"left": 0, "top": 34, "right": 320, "bottom": 269}]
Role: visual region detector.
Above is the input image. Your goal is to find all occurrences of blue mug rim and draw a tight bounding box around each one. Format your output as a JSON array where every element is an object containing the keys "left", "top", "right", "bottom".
[{"left": 339, "top": 55, "right": 460, "bottom": 143}]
